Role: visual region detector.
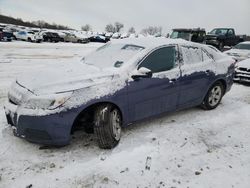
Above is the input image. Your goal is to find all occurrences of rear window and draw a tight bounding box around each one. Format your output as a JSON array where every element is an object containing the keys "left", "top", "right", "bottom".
[{"left": 181, "top": 46, "right": 203, "bottom": 64}]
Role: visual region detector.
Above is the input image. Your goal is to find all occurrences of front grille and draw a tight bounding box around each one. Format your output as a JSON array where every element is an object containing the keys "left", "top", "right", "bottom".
[{"left": 239, "top": 67, "right": 249, "bottom": 72}]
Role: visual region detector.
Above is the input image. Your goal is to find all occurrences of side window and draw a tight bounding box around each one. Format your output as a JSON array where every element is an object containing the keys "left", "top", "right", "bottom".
[
  {"left": 181, "top": 46, "right": 202, "bottom": 64},
  {"left": 228, "top": 29, "right": 233, "bottom": 36},
  {"left": 138, "top": 46, "right": 176, "bottom": 73}
]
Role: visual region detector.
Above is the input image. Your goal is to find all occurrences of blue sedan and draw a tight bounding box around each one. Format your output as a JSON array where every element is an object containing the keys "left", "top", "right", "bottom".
[{"left": 4, "top": 38, "right": 235, "bottom": 149}]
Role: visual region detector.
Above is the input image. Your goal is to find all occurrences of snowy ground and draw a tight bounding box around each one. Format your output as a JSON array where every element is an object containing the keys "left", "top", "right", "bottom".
[{"left": 0, "top": 41, "right": 250, "bottom": 188}]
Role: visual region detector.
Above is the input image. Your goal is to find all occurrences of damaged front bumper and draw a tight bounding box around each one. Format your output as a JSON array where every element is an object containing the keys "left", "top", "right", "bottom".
[{"left": 4, "top": 101, "right": 75, "bottom": 146}]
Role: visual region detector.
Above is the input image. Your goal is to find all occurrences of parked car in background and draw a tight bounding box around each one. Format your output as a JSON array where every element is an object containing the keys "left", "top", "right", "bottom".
[
  {"left": 120, "top": 33, "right": 130, "bottom": 39},
  {"left": 112, "top": 32, "right": 121, "bottom": 39},
  {"left": 4, "top": 38, "right": 235, "bottom": 149},
  {"left": 63, "top": 33, "right": 79, "bottom": 43},
  {"left": 0, "top": 29, "right": 3, "bottom": 41},
  {"left": 129, "top": 33, "right": 138, "bottom": 38},
  {"left": 14, "top": 30, "right": 42, "bottom": 42},
  {"left": 74, "top": 33, "right": 89, "bottom": 43},
  {"left": 234, "top": 58, "right": 250, "bottom": 83},
  {"left": 224, "top": 42, "right": 250, "bottom": 61},
  {"left": 205, "top": 28, "right": 243, "bottom": 50},
  {"left": 105, "top": 32, "right": 113, "bottom": 39},
  {"left": 64, "top": 33, "right": 89, "bottom": 43},
  {"left": 41, "top": 32, "right": 61, "bottom": 42},
  {"left": 0, "top": 27, "right": 3, "bottom": 40},
  {"left": 170, "top": 28, "right": 206, "bottom": 43},
  {"left": 2, "top": 31, "right": 14, "bottom": 41},
  {"left": 89, "top": 35, "right": 109, "bottom": 43}
]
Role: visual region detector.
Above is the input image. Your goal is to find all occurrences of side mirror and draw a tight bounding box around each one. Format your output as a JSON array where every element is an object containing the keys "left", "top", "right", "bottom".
[{"left": 131, "top": 67, "right": 152, "bottom": 80}]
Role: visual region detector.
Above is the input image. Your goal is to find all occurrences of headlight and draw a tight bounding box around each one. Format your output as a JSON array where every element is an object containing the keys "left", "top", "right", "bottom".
[{"left": 23, "top": 92, "right": 72, "bottom": 110}]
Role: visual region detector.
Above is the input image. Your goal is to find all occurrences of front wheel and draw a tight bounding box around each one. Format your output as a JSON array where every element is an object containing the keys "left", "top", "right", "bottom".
[
  {"left": 201, "top": 82, "right": 224, "bottom": 110},
  {"left": 94, "top": 104, "right": 122, "bottom": 149}
]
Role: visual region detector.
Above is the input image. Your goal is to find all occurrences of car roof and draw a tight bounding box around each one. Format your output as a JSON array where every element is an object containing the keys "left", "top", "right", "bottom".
[
  {"left": 212, "top": 28, "right": 234, "bottom": 30},
  {"left": 110, "top": 37, "right": 196, "bottom": 49},
  {"left": 239, "top": 41, "right": 250, "bottom": 45},
  {"left": 172, "top": 28, "right": 205, "bottom": 32}
]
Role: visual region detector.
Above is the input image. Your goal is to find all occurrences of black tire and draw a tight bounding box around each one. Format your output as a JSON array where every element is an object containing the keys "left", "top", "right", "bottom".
[
  {"left": 27, "top": 38, "right": 32, "bottom": 42},
  {"left": 201, "top": 81, "right": 224, "bottom": 110},
  {"left": 94, "top": 104, "right": 122, "bottom": 149}
]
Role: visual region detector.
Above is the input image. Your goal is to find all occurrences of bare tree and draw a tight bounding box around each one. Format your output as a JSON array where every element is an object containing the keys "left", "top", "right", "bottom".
[
  {"left": 141, "top": 26, "right": 162, "bottom": 36},
  {"left": 114, "top": 22, "right": 124, "bottom": 32},
  {"left": 81, "top": 24, "right": 91, "bottom": 31},
  {"left": 128, "top": 27, "right": 136, "bottom": 34},
  {"left": 105, "top": 24, "right": 115, "bottom": 33}
]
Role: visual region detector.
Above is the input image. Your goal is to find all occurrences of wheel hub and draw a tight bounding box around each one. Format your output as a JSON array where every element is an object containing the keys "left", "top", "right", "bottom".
[
  {"left": 111, "top": 109, "right": 121, "bottom": 141},
  {"left": 208, "top": 86, "right": 222, "bottom": 107}
]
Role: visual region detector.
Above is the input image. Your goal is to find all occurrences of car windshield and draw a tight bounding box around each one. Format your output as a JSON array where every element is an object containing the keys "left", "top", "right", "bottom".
[
  {"left": 234, "top": 43, "right": 250, "bottom": 50},
  {"left": 170, "top": 31, "right": 191, "bottom": 41},
  {"left": 209, "top": 29, "right": 228, "bottom": 35},
  {"left": 83, "top": 43, "right": 144, "bottom": 69}
]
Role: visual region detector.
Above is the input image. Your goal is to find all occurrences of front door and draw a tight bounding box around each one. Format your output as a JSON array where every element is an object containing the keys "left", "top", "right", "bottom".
[{"left": 127, "top": 46, "right": 181, "bottom": 122}]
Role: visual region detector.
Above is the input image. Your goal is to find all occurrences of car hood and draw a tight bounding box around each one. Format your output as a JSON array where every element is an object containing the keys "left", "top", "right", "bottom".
[
  {"left": 225, "top": 49, "right": 250, "bottom": 57},
  {"left": 237, "top": 58, "right": 250, "bottom": 69},
  {"left": 16, "top": 63, "right": 118, "bottom": 95}
]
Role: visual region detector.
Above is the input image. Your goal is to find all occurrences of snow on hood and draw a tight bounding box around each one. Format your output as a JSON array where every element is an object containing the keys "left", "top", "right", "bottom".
[
  {"left": 16, "top": 63, "right": 116, "bottom": 95},
  {"left": 237, "top": 58, "right": 250, "bottom": 69}
]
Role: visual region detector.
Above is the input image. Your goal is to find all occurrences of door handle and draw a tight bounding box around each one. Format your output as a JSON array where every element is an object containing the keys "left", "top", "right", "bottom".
[{"left": 170, "top": 78, "right": 177, "bottom": 83}]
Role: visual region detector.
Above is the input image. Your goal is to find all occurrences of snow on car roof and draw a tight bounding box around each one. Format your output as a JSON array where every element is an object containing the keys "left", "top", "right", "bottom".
[{"left": 110, "top": 37, "right": 195, "bottom": 50}]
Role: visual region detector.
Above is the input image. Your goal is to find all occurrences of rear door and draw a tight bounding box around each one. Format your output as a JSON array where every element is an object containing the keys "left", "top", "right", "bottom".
[
  {"left": 127, "top": 46, "right": 181, "bottom": 122},
  {"left": 178, "top": 45, "right": 216, "bottom": 108}
]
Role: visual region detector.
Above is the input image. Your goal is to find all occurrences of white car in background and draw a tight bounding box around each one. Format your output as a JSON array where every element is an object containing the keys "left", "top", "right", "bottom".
[
  {"left": 224, "top": 42, "right": 250, "bottom": 61},
  {"left": 234, "top": 58, "right": 250, "bottom": 83},
  {"left": 14, "top": 30, "right": 43, "bottom": 42},
  {"left": 120, "top": 33, "right": 130, "bottom": 39},
  {"left": 105, "top": 32, "right": 113, "bottom": 39},
  {"left": 112, "top": 32, "right": 121, "bottom": 39},
  {"left": 129, "top": 33, "right": 138, "bottom": 38}
]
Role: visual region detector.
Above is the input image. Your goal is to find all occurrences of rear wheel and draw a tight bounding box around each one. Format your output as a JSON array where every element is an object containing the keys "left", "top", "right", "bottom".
[
  {"left": 94, "top": 104, "right": 122, "bottom": 149},
  {"left": 27, "top": 37, "right": 32, "bottom": 42},
  {"left": 201, "top": 82, "right": 224, "bottom": 110}
]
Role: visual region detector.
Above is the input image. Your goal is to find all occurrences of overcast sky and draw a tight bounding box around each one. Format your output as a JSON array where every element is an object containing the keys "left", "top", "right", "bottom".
[{"left": 0, "top": 0, "right": 249, "bottom": 34}]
